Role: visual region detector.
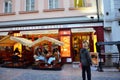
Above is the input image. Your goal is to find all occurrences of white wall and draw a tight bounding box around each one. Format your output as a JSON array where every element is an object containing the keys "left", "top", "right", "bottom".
[
  {"left": 103, "top": 0, "right": 112, "bottom": 29},
  {"left": 104, "top": 0, "right": 120, "bottom": 53},
  {"left": 114, "top": 0, "right": 120, "bottom": 19},
  {"left": 112, "top": 21, "right": 120, "bottom": 41},
  {"left": 111, "top": 0, "right": 120, "bottom": 52}
]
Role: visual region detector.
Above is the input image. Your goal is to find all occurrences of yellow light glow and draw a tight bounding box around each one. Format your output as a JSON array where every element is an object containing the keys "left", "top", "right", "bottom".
[
  {"left": 60, "top": 36, "right": 71, "bottom": 57},
  {"left": 14, "top": 33, "right": 22, "bottom": 36},
  {"left": 14, "top": 43, "right": 22, "bottom": 57},
  {"left": 93, "top": 35, "right": 97, "bottom": 52}
]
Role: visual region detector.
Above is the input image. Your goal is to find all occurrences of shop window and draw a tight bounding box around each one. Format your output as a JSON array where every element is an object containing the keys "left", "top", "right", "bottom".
[
  {"left": 26, "top": 0, "right": 35, "bottom": 11},
  {"left": 4, "top": 0, "right": 12, "bottom": 13},
  {"left": 74, "top": 0, "right": 92, "bottom": 8},
  {"left": 48, "top": 0, "right": 59, "bottom": 9},
  {"left": 59, "top": 29, "right": 71, "bottom": 57},
  {"left": 60, "top": 36, "right": 71, "bottom": 57}
]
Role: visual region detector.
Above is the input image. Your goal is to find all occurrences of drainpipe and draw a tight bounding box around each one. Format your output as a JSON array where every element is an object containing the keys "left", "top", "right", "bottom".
[{"left": 96, "top": 0, "right": 100, "bottom": 22}]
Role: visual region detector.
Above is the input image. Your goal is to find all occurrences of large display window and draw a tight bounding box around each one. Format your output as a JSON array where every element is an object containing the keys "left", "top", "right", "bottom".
[
  {"left": 59, "top": 29, "right": 71, "bottom": 58},
  {"left": 60, "top": 36, "right": 71, "bottom": 57}
]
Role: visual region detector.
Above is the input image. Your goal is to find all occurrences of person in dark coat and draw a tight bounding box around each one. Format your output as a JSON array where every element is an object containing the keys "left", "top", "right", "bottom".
[
  {"left": 80, "top": 41, "right": 92, "bottom": 80},
  {"left": 14, "top": 48, "right": 20, "bottom": 54},
  {"left": 12, "top": 48, "right": 20, "bottom": 64}
]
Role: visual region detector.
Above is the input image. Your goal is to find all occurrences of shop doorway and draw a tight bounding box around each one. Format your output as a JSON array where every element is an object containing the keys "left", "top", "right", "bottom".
[{"left": 71, "top": 28, "right": 97, "bottom": 62}]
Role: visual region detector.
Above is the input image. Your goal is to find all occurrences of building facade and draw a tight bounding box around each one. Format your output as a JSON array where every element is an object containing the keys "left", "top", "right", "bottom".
[
  {"left": 103, "top": 0, "right": 120, "bottom": 53},
  {"left": 0, "top": 0, "right": 104, "bottom": 63}
]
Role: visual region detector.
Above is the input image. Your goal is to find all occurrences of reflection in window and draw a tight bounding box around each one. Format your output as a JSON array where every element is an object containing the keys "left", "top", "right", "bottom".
[
  {"left": 26, "top": 0, "right": 35, "bottom": 11},
  {"left": 4, "top": 0, "right": 12, "bottom": 13},
  {"left": 49, "top": 0, "right": 58, "bottom": 9},
  {"left": 74, "top": 0, "right": 92, "bottom": 8}
]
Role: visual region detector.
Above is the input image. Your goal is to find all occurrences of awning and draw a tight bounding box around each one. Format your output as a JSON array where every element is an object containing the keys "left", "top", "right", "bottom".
[
  {"left": 10, "top": 36, "right": 33, "bottom": 47},
  {"left": 0, "top": 32, "right": 8, "bottom": 36},
  {"left": 71, "top": 28, "right": 95, "bottom": 33},
  {"left": 29, "top": 36, "right": 64, "bottom": 47},
  {"left": 0, "top": 16, "right": 102, "bottom": 28},
  {"left": 0, "top": 35, "right": 16, "bottom": 46},
  {"left": 0, "top": 36, "right": 33, "bottom": 47},
  {"left": 20, "top": 29, "right": 58, "bottom": 35},
  {"left": 0, "top": 23, "right": 103, "bottom": 32},
  {"left": 96, "top": 41, "right": 120, "bottom": 45},
  {"left": 0, "top": 36, "right": 64, "bottom": 47}
]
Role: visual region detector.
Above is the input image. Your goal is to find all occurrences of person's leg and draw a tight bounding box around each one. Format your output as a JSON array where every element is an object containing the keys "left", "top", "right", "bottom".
[
  {"left": 48, "top": 57, "right": 55, "bottom": 64},
  {"left": 82, "top": 66, "right": 86, "bottom": 80},
  {"left": 86, "top": 66, "right": 91, "bottom": 80}
]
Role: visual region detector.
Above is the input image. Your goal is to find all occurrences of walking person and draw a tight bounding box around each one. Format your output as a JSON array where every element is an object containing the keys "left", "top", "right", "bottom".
[{"left": 80, "top": 41, "right": 92, "bottom": 80}]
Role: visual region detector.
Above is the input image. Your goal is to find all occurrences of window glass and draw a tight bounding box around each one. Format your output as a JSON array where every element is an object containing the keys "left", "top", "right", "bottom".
[
  {"left": 26, "top": 0, "right": 30, "bottom": 11},
  {"left": 4, "top": 0, "right": 12, "bottom": 13},
  {"left": 49, "top": 0, "right": 58, "bottom": 9},
  {"left": 60, "top": 36, "right": 71, "bottom": 57},
  {"left": 74, "top": 0, "right": 92, "bottom": 8},
  {"left": 31, "top": 0, "right": 35, "bottom": 10},
  {"left": 26, "top": 0, "right": 35, "bottom": 11}
]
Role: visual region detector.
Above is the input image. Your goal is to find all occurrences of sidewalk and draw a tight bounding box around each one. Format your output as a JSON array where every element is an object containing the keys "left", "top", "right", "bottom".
[{"left": 0, "top": 64, "right": 120, "bottom": 80}]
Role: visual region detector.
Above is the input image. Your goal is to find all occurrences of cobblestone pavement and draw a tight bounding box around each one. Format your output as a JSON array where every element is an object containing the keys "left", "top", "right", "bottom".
[{"left": 0, "top": 64, "right": 120, "bottom": 80}]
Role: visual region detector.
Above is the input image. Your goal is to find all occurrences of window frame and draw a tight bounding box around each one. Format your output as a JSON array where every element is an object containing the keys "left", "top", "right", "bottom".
[
  {"left": 4, "top": 0, "right": 12, "bottom": 13},
  {"left": 25, "top": 0, "right": 35, "bottom": 11},
  {"left": 48, "top": 0, "right": 59, "bottom": 9}
]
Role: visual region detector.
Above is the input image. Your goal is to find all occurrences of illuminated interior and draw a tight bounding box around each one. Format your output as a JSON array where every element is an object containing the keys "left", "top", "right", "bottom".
[
  {"left": 74, "top": 0, "right": 92, "bottom": 7},
  {"left": 71, "top": 28, "right": 97, "bottom": 61},
  {"left": 14, "top": 43, "right": 22, "bottom": 57},
  {"left": 13, "top": 29, "right": 97, "bottom": 61},
  {"left": 60, "top": 36, "right": 71, "bottom": 57},
  {"left": 93, "top": 34, "right": 97, "bottom": 52}
]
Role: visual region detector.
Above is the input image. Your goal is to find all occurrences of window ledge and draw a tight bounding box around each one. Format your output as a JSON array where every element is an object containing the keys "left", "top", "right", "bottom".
[
  {"left": 19, "top": 10, "right": 39, "bottom": 14},
  {"left": 43, "top": 8, "right": 65, "bottom": 12},
  {"left": 69, "top": 7, "right": 80, "bottom": 10},
  {"left": 69, "top": 7, "right": 92, "bottom": 10},
  {"left": 0, "top": 12, "right": 16, "bottom": 16}
]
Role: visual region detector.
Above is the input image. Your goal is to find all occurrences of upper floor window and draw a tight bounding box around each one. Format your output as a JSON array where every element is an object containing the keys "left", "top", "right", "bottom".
[
  {"left": 4, "top": 0, "right": 12, "bottom": 13},
  {"left": 49, "top": 0, "right": 59, "bottom": 9},
  {"left": 74, "top": 0, "right": 92, "bottom": 8},
  {"left": 26, "top": 0, "right": 35, "bottom": 11}
]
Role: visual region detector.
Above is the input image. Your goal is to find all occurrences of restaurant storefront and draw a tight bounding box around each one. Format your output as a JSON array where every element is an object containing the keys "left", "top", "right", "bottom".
[{"left": 0, "top": 23, "right": 104, "bottom": 63}]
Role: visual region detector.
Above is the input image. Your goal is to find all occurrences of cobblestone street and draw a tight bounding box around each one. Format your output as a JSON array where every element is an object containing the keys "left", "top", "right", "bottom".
[{"left": 0, "top": 64, "right": 120, "bottom": 80}]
